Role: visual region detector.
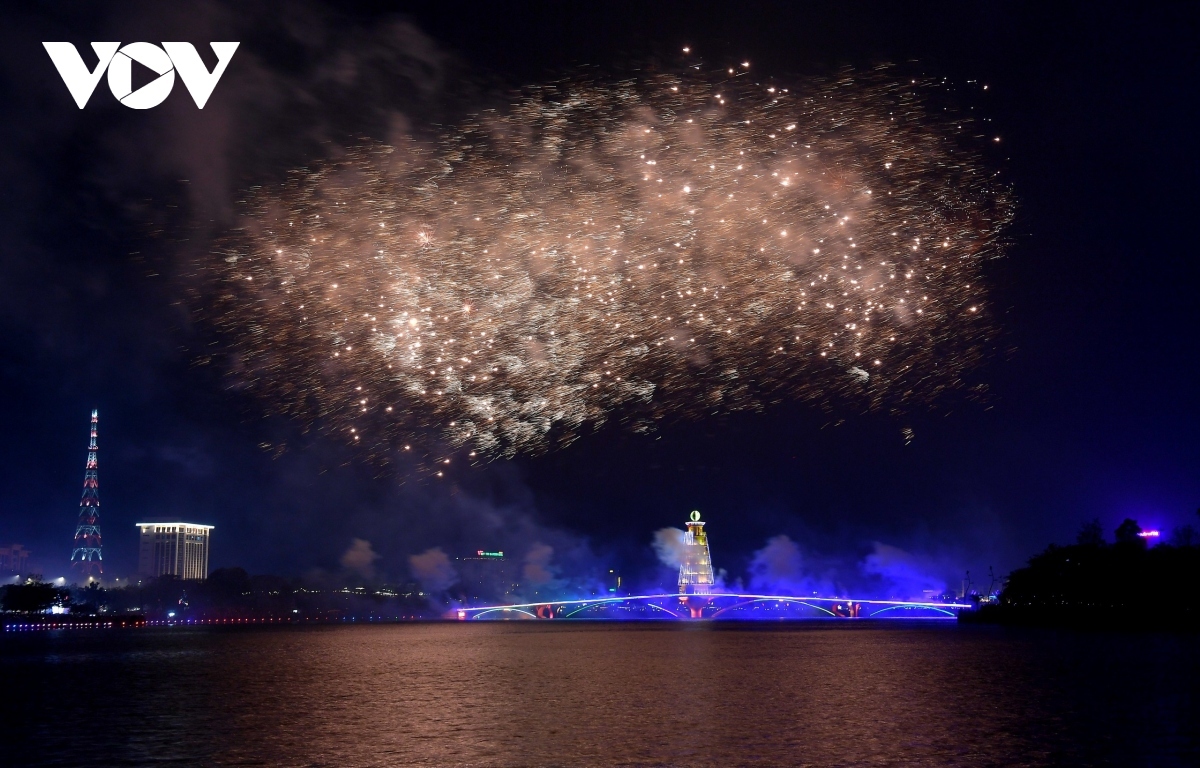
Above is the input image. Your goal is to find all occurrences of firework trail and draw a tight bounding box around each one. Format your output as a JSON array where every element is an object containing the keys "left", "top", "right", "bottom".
[{"left": 210, "top": 65, "right": 1013, "bottom": 464}]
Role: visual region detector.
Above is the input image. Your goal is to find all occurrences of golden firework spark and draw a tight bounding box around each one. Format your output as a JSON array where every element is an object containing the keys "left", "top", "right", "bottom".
[{"left": 211, "top": 67, "right": 1013, "bottom": 463}]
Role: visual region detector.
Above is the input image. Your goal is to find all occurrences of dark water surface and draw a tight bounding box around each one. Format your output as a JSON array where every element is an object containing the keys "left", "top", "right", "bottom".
[{"left": 2, "top": 621, "right": 1197, "bottom": 767}]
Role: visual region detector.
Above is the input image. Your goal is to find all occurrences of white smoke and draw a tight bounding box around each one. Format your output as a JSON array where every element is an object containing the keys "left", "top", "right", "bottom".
[
  {"left": 860, "top": 542, "right": 947, "bottom": 599},
  {"left": 522, "top": 543, "right": 555, "bottom": 586},
  {"left": 652, "top": 527, "right": 688, "bottom": 568},
  {"left": 748, "top": 535, "right": 805, "bottom": 593},
  {"left": 339, "top": 537, "right": 380, "bottom": 580},
  {"left": 408, "top": 547, "right": 458, "bottom": 592},
  {"left": 745, "top": 535, "right": 842, "bottom": 596}
]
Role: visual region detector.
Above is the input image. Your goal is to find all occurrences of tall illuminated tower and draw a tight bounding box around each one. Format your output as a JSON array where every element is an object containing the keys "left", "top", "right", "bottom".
[
  {"left": 678, "top": 510, "right": 715, "bottom": 618},
  {"left": 70, "top": 409, "right": 103, "bottom": 577}
]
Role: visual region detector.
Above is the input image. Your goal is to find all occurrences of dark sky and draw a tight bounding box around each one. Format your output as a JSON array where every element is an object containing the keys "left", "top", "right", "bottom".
[{"left": 1, "top": 2, "right": 1197, "bottom": 594}]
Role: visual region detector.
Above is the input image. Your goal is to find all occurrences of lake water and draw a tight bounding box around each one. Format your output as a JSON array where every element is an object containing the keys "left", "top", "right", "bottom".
[{"left": 2, "top": 621, "right": 1197, "bottom": 766}]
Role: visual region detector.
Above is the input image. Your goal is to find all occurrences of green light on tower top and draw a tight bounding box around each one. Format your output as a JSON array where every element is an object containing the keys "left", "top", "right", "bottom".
[{"left": 690, "top": 510, "right": 701, "bottom": 522}]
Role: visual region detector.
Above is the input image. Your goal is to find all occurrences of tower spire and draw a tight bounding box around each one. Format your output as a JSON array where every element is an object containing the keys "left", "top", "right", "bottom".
[{"left": 70, "top": 409, "right": 103, "bottom": 577}]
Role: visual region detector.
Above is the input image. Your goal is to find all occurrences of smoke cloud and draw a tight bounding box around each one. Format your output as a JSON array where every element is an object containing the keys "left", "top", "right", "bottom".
[
  {"left": 522, "top": 543, "right": 555, "bottom": 587},
  {"left": 408, "top": 547, "right": 457, "bottom": 592},
  {"left": 740, "top": 534, "right": 959, "bottom": 600},
  {"left": 339, "top": 538, "right": 381, "bottom": 580},
  {"left": 747, "top": 535, "right": 804, "bottom": 593},
  {"left": 860, "top": 542, "right": 948, "bottom": 599},
  {"left": 651, "top": 528, "right": 687, "bottom": 568},
  {"left": 746, "top": 535, "right": 836, "bottom": 596}
]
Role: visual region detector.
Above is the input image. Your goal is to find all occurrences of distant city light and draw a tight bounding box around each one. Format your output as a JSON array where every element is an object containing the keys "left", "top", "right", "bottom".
[{"left": 1137, "top": 530, "right": 1160, "bottom": 538}]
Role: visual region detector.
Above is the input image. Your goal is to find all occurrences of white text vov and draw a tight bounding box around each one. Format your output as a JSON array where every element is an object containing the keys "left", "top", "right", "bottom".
[{"left": 43, "top": 42, "right": 239, "bottom": 109}]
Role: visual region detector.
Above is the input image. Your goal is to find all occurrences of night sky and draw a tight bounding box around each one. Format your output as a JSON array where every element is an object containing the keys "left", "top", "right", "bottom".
[{"left": 1, "top": 2, "right": 1196, "bottom": 594}]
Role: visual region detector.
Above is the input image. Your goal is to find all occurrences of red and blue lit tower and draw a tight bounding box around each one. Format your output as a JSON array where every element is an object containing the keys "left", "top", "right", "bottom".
[{"left": 70, "top": 409, "right": 103, "bottom": 577}]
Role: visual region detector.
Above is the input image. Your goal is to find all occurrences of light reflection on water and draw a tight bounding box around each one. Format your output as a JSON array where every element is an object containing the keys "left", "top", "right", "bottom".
[{"left": 3, "top": 621, "right": 1197, "bottom": 766}]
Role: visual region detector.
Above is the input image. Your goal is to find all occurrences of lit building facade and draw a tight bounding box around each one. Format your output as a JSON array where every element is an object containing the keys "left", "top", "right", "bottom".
[
  {"left": 1, "top": 543, "right": 32, "bottom": 575},
  {"left": 137, "top": 523, "right": 213, "bottom": 580},
  {"left": 678, "top": 510, "right": 715, "bottom": 617},
  {"left": 455, "top": 551, "right": 517, "bottom": 604}
]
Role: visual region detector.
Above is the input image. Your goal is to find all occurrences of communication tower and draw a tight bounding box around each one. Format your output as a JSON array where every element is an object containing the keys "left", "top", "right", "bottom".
[
  {"left": 678, "top": 510, "right": 715, "bottom": 617},
  {"left": 69, "top": 409, "right": 103, "bottom": 577}
]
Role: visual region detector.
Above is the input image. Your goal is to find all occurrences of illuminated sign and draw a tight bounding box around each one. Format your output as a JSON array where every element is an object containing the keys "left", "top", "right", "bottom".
[
  {"left": 476, "top": 551, "right": 504, "bottom": 558},
  {"left": 1137, "top": 530, "right": 1160, "bottom": 538}
]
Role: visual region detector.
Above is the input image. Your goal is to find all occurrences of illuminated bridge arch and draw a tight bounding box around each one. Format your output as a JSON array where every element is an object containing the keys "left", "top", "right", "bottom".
[
  {"left": 559, "top": 600, "right": 681, "bottom": 619},
  {"left": 470, "top": 607, "right": 538, "bottom": 619},
  {"left": 710, "top": 597, "right": 837, "bottom": 618},
  {"left": 866, "top": 604, "right": 957, "bottom": 618},
  {"left": 460, "top": 593, "right": 970, "bottom": 621}
]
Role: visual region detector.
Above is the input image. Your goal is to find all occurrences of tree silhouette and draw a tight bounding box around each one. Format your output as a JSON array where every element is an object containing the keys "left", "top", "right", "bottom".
[
  {"left": 1169, "top": 525, "right": 1198, "bottom": 547},
  {"left": 982, "top": 522, "right": 1200, "bottom": 628},
  {"left": 1, "top": 582, "right": 64, "bottom": 613},
  {"left": 1114, "top": 518, "right": 1144, "bottom": 545},
  {"left": 1076, "top": 519, "right": 1105, "bottom": 546}
]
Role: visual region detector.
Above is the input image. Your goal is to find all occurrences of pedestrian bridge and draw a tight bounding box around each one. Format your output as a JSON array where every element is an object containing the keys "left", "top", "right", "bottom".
[{"left": 458, "top": 592, "right": 970, "bottom": 620}]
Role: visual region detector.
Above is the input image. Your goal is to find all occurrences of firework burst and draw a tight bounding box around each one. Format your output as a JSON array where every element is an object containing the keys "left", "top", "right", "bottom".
[{"left": 210, "top": 66, "right": 1013, "bottom": 464}]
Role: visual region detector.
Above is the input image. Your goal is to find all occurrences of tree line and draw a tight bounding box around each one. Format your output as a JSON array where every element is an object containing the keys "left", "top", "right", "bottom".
[
  {"left": 1, "top": 567, "right": 437, "bottom": 620},
  {"left": 965, "top": 511, "right": 1200, "bottom": 628}
]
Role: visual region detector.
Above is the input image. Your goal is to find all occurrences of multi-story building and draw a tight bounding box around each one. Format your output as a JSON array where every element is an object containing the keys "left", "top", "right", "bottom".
[
  {"left": 455, "top": 550, "right": 517, "bottom": 604},
  {"left": 0, "top": 543, "right": 32, "bottom": 575},
  {"left": 136, "top": 522, "right": 213, "bottom": 580}
]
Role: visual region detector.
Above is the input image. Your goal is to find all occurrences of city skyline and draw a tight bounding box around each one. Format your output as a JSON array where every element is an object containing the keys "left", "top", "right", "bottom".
[
  {"left": 0, "top": 3, "right": 1196, "bottom": 597},
  {"left": 2, "top": 6, "right": 1197, "bottom": 765}
]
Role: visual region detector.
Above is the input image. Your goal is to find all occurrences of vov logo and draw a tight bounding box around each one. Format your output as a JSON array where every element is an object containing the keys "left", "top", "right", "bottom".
[{"left": 43, "top": 42, "right": 239, "bottom": 109}]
